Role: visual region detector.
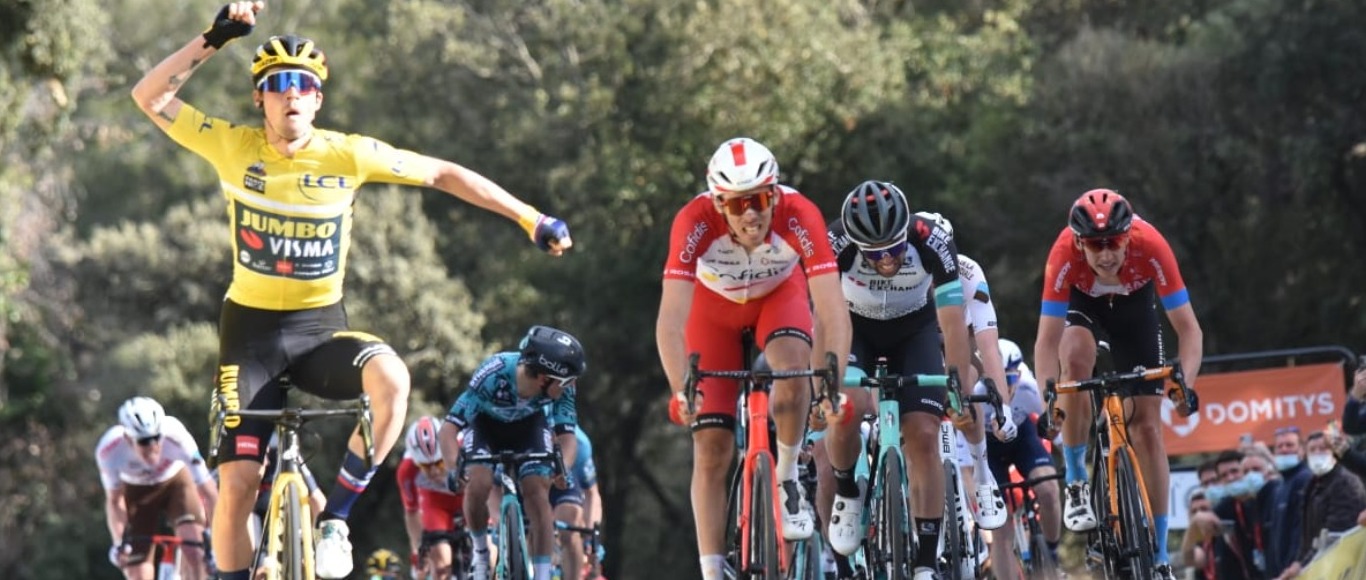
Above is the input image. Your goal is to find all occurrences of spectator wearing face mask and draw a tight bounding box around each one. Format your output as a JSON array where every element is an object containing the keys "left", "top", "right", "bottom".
[
  {"left": 1196, "top": 450, "right": 1272, "bottom": 580},
  {"left": 1273, "top": 431, "right": 1366, "bottom": 579},
  {"left": 1266, "top": 426, "right": 1311, "bottom": 577}
]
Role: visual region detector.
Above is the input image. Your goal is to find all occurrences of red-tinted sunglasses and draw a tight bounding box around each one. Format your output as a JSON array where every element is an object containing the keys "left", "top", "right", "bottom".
[
  {"left": 1079, "top": 235, "right": 1129, "bottom": 252},
  {"left": 715, "top": 190, "right": 775, "bottom": 216}
]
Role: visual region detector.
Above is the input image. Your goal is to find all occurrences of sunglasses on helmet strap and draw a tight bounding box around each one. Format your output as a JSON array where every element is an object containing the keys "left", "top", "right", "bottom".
[
  {"left": 1079, "top": 234, "right": 1128, "bottom": 252},
  {"left": 715, "top": 189, "right": 775, "bottom": 216},
  {"left": 257, "top": 70, "right": 323, "bottom": 95},
  {"left": 856, "top": 235, "right": 909, "bottom": 263}
]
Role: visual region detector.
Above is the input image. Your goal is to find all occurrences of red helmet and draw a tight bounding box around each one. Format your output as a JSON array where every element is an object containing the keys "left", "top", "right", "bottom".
[
  {"left": 1068, "top": 189, "right": 1133, "bottom": 238},
  {"left": 405, "top": 416, "right": 441, "bottom": 464}
]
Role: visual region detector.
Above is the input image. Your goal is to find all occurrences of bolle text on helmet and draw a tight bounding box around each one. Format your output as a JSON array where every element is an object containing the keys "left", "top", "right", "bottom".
[{"left": 534, "top": 354, "right": 572, "bottom": 377}]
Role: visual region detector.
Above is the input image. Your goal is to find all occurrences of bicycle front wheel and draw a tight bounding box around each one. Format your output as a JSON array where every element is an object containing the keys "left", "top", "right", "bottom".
[
  {"left": 1027, "top": 519, "right": 1058, "bottom": 580},
  {"left": 940, "top": 459, "right": 964, "bottom": 580},
  {"left": 498, "top": 501, "right": 531, "bottom": 580},
  {"left": 281, "top": 481, "right": 312, "bottom": 580},
  {"left": 869, "top": 452, "right": 908, "bottom": 580},
  {"left": 786, "top": 533, "right": 823, "bottom": 580},
  {"left": 748, "top": 455, "right": 781, "bottom": 580},
  {"left": 1114, "top": 450, "right": 1155, "bottom": 578}
]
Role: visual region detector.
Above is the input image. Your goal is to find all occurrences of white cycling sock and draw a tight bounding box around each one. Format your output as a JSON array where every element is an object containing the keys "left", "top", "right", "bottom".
[
  {"left": 777, "top": 441, "right": 800, "bottom": 481},
  {"left": 700, "top": 554, "right": 726, "bottom": 580}
]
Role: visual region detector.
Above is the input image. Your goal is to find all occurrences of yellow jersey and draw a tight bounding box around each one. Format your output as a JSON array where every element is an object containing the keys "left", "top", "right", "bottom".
[{"left": 164, "top": 104, "right": 436, "bottom": 311}]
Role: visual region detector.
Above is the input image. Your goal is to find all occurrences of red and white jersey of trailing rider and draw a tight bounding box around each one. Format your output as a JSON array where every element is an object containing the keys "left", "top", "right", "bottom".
[{"left": 663, "top": 186, "right": 838, "bottom": 304}]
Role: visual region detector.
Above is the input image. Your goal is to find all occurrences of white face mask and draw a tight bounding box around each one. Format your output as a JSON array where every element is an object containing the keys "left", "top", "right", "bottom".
[
  {"left": 1307, "top": 452, "right": 1336, "bottom": 476},
  {"left": 1273, "top": 453, "right": 1301, "bottom": 471}
]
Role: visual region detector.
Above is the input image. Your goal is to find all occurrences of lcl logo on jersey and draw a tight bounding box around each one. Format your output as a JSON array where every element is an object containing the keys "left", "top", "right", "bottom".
[{"left": 299, "top": 174, "right": 350, "bottom": 189}]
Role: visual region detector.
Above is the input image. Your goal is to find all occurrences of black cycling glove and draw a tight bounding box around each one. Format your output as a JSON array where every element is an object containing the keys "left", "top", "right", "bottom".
[{"left": 202, "top": 5, "right": 254, "bottom": 49}]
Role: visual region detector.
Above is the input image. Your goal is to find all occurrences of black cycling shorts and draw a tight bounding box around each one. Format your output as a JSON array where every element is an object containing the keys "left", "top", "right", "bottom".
[
  {"left": 215, "top": 299, "right": 397, "bottom": 464},
  {"left": 461, "top": 413, "right": 556, "bottom": 480},
  {"left": 1064, "top": 282, "right": 1165, "bottom": 395},
  {"left": 849, "top": 306, "right": 948, "bottom": 417}
]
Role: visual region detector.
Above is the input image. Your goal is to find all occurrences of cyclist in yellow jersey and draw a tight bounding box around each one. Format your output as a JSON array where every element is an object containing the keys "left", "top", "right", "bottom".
[{"left": 130, "top": 3, "right": 572, "bottom": 579}]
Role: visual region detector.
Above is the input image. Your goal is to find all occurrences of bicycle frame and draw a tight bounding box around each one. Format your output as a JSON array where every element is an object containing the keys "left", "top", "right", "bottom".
[
  {"left": 1000, "top": 472, "right": 1064, "bottom": 577},
  {"left": 461, "top": 449, "right": 561, "bottom": 580},
  {"left": 683, "top": 350, "right": 839, "bottom": 577},
  {"left": 211, "top": 393, "right": 375, "bottom": 580},
  {"left": 132, "top": 534, "right": 203, "bottom": 580},
  {"left": 552, "top": 520, "right": 600, "bottom": 578},
  {"left": 1042, "top": 363, "right": 1197, "bottom": 575},
  {"left": 844, "top": 359, "right": 967, "bottom": 576}
]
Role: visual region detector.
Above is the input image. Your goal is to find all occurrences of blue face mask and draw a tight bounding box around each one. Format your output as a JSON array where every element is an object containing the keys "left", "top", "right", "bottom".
[
  {"left": 1204, "top": 483, "right": 1227, "bottom": 505},
  {"left": 1232, "top": 471, "right": 1267, "bottom": 497},
  {"left": 1273, "top": 454, "right": 1300, "bottom": 472}
]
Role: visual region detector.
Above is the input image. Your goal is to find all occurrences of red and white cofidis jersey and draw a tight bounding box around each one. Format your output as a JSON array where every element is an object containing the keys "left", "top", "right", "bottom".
[
  {"left": 397, "top": 454, "right": 457, "bottom": 513},
  {"left": 1040, "top": 218, "right": 1190, "bottom": 317},
  {"left": 94, "top": 416, "right": 212, "bottom": 490},
  {"left": 663, "top": 187, "right": 838, "bottom": 303}
]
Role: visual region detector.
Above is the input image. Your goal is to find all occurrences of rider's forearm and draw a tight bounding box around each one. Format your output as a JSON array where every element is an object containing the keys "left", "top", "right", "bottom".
[
  {"left": 105, "top": 492, "right": 128, "bottom": 544},
  {"left": 656, "top": 306, "right": 689, "bottom": 393},
  {"left": 1034, "top": 318, "right": 1063, "bottom": 386},
  {"left": 556, "top": 432, "right": 577, "bottom": 472},
  {"left": 197, "top": 481, "right": 218, "bottom": 526},
  {"left": 404, "top": 511, "right": 423, "bottom": 553},
  {"left": 430, "top": 161, "right": 541, "bottom": 229},
  {"left": 1177, "top": 328, "right": 1203, "bottom": 386},
  {"left": 810, "top": 274, "right": 851, "bottom": 379},
  {"left": 130, "top": 36, "right": 217, "bottom": 122}
]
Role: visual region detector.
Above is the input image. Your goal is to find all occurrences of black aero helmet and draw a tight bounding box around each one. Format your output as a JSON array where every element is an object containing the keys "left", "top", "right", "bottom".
[
  {"left": 251, "top": 35, "right": 329, "bottom": 85},
  {"left": 518, "top": 325, "right": 586, "bottom": 378},
  {"left": 841, "top": 180, "right": 911, "bottom": 246}
]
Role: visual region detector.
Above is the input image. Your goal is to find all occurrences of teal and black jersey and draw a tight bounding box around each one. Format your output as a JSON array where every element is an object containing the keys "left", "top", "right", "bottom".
[{"left": 446, "top": 352, "right": 577, "bottom": 434}]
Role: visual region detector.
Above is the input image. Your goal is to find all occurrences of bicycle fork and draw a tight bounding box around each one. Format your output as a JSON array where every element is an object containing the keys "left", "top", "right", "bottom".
[{"left": 739, "top": 387, "right": 787, "bottom": 574}]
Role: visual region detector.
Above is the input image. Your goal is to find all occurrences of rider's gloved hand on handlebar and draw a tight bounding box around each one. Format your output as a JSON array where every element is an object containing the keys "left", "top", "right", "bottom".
[
  {"left": 993, "top": 406, "right": 1018, "bottom": 442},
  {"left": 109, "top": 544, "right": 127, "bottom": 568}
]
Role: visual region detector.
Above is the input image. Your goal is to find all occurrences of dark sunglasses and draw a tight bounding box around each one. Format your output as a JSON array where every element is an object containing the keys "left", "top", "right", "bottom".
[
  {"left": 857, "top": 237, "right": 908, "bottom": 263},
  {"left": 715, "top": 190, "right": 775, "bottom": 216},
  {"left": 1079, "top": 235, "right": 1128, "bottom": 252},
  {"left": 1275, "top": 426, "right": 1301, "bottom": 436},
  {"left": 136, "top": 435, "right": 162, "bottom": 446},
  {"left": 257, "top": 70, "right": 323, "bottom": 95}
]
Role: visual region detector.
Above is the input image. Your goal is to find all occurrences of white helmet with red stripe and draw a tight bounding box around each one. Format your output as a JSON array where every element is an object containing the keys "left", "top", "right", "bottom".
[
  {"left": 405, "top": 416, "right": 442, "bottom": 464},
  {"left": 706, "top": 137, "right": 779, "bottom": 195}
]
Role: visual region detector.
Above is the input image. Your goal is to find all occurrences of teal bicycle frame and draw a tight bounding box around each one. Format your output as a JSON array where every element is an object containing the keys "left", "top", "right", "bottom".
[
  {"left": 463, "top": 449, "right": 562, "bottom": 580},
  {"left": 844, "top": 358, "right": 960, "bottom": 580}
]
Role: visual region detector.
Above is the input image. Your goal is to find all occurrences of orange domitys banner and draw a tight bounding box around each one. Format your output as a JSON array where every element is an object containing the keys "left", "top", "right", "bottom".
[{"left": 1160, "top": 363, "right": 1347, "bottom": 455}]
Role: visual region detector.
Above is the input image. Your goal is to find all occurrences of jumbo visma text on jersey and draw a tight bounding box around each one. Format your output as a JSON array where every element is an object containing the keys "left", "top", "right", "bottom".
[{"left": 164, "top": 104, "right": 437, "bottom": 311}]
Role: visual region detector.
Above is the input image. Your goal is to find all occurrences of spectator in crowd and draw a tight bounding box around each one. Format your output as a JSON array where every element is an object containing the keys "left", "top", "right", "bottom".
[
  {"left": 1186, "top": 450, "right": 1270, "bottom": 580},
  {"left": 1273, "top": 431, "right": 1366, "bottom": 579},
  {"left": 1343, "top": 366, "right": 1366, "bottom": 435},
  {"left": 1181, "top": 487, "right": 1217, "bottom": 580},
  {"left": 1266, "top": 426, "right": 1311, "bottom": 578},
  {"left": 1230, "top": 448, "right": 1280, "bottom": 579}
]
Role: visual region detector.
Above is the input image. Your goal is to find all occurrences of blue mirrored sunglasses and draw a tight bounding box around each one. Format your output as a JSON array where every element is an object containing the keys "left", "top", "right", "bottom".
[
  {"left": 857, "top": 239, "right": 908, "bottom": 263},
  {"left": 257, "top": 70, "right": 323, "bottom": 94}
]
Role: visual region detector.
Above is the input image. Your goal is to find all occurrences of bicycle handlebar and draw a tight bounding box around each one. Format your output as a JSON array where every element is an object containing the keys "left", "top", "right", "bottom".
[
  {"left": 210, "top": 394, "right": 376, "bottom": 470},
  {"left": 682, "top": 351, "right": 841, "bottom": 417},
  {"left": 998, "top": 472, "right": 1065, "bottom": 492},
  {"left": 1039, "top": 361, "right": 1199, "bottom": 435},
  {"left": 840, "top": 360, "right": 1007, "bottom": 427}
]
